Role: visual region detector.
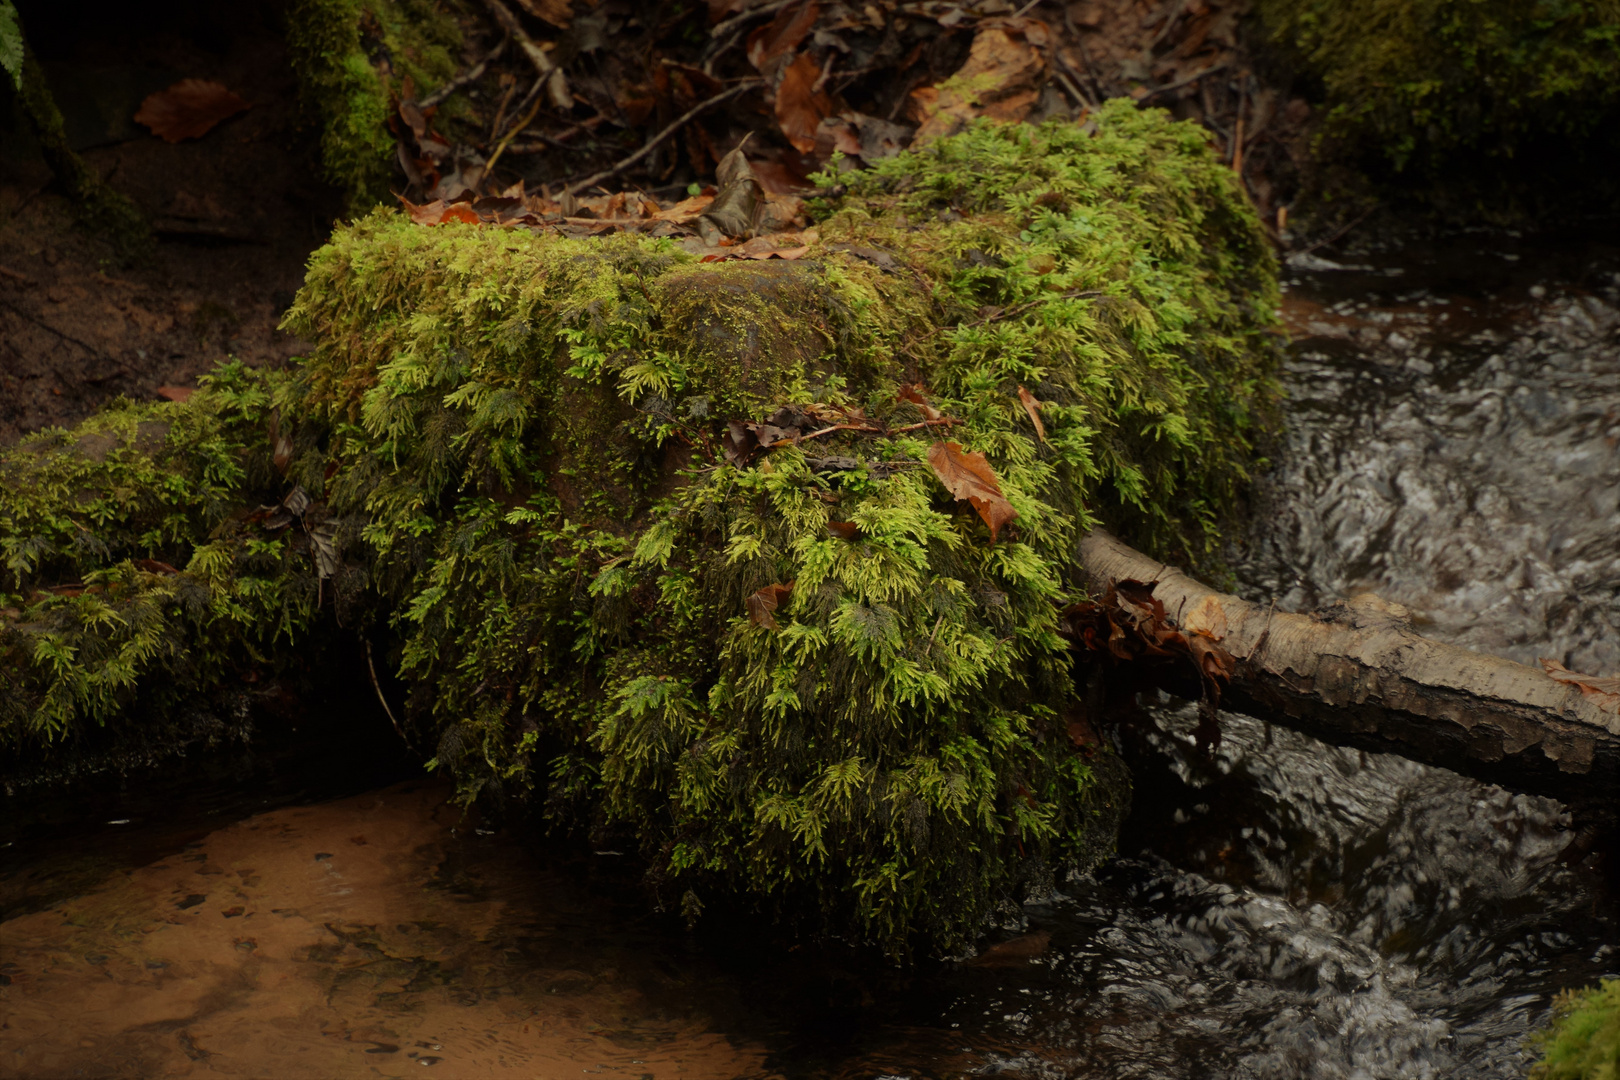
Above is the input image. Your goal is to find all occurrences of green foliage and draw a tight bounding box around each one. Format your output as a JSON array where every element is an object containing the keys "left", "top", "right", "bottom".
[
  {"left": 0, "top": 104, "right": 1276, "bottom": 955},
  {"left": 1257, "top": 0, "right": 1620, "bottom": 210},
  {"left": 1533, "top": 980, "right": 1620, "bottom": 1079},
  {"left": 0, "top": 0, "right": 23, "bottom": 92},
  {"left": 285, "top": 0, "right": 462, "bottom": 215}
]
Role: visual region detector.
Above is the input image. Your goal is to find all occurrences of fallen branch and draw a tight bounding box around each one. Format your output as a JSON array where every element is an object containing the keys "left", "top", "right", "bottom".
[
  {"left": 565, "top": 80, "right": 762, "bottom": 196},
  {"left": 419, "top": 37, "right": 508, "bottom": 110},
  {"left": 1073, "top": 529, "right": 1620, "bottom": 816},
  {"left": 477, "top": 0, "right": 570, "bottom": 110}
]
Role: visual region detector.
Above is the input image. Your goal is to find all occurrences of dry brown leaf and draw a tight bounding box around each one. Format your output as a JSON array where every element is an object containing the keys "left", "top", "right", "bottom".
[
  {"left": 1016, "top": 385, "right": 1047, "bottom": 443},
  {"left": 1542, "top": 658, "right": 1620, "bottom": 714},
  {"left": 827, "top": 521, "right": 861, "bottom": 540},
  {"left": 926, "top": 441, "right": 1019, "bottom": 544},
  {"left": 512, "top": 0, "right": 572, "bottom": 27},
  {"left": 135, "top": 79, "right": 250, "bottom": 143},
  {"left": 155, "top": 385, "right": 195, "bottom": 403},
  {"left": 1182, "top": 594, "right": 1228, "bottom": 641},
  {"left": 132, "top": 558, "right": 180, "bottom": 575},
  {"left": 747, "top": 1, "right": 820, "bottom": 71},
  {"left": 746, "top": 581, "right": 795, "bottom": 629},
  {"left": 911, "top": 20, "right": 1050, "bottom": 144},
  {"left": 899, "top": 383, "right": 943, "bottom": 421},
  {"left": 774, "top": 52, "right": 835, "bottom": 154}
]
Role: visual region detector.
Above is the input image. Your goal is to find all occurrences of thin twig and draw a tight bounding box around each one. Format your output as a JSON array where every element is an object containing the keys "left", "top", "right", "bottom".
[
  {"left": 0, "top": 264, "right": 33, "bottom": 284},
  {"left": 478, "top": 0, "right": 564, "bottom": 105},
  {"left": 710, "top": 0, "right": 797, "bottom": 40},
  {"left": 420, "top": 37, "right": 508, "bottom": 109},
  {"left": 1139, "top": 60, "right": 1230, "bottom": 101},
  {"left": 366, "top": 638, "right": 406, "bottom": 742},
  {"left": 889, "top": 417, "right": 965, "bottom": 435},
  {"left": 565, "top": 80, "right": 762, "bottom": 196},
  {"left": 0, "top": 298, "right": 106, "bottom": 357},
  {"left": 484, "top": 96, "right": 544, "bottom": 174}
]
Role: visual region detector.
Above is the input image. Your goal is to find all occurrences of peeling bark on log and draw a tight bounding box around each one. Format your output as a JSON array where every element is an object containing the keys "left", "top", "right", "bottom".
[{"left": 1076, "top": 529, "right": 1620, "bottom": 816}]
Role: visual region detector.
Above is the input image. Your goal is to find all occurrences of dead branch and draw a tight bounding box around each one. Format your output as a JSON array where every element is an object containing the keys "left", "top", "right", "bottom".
[
  {"left": 1074, "top": 529, "right": 1620, "bottom": 816},
  {"left": 565, "top": 80, "right": 763, "bottom": 196}
]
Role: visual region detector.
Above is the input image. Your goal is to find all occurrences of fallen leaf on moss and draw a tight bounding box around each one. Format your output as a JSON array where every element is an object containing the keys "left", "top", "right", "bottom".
[
  {"left": 156, "top": 385, "right": 195, "bottom": 403},
  {"left": 1016, "top": 385, "right": 1047, "bottom": 442},
  {"left": 899, "top": 383, "right": 942, "bottom": 421},
  {"left": 746, "top": 581, "right": 795, "bottom": 628},
  {"left": 1542, "top": 658, "right": 1620, "bottom": 714},
  {"left": 927, "top": 440, "right": 1018, "bottom": 543},
  {"left": 827, "top": 520, "right": 861, "bottom": 540},
  {"left": 135, "top": 79, "right": 250, "bottom": 143},
  {"left": 132, "top": 559, "right": 180, "bottom": 575}
]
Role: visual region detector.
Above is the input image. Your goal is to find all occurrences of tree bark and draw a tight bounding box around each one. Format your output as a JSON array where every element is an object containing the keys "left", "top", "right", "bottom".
[{"left": 1075, "top": 529, "right": 1620, "bottom": 816}]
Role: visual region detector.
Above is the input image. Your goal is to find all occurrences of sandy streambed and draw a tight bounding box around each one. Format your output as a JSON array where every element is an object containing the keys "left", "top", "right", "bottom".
[{"left": 0, "top": 782, "right": 769, "bottom": 1079}]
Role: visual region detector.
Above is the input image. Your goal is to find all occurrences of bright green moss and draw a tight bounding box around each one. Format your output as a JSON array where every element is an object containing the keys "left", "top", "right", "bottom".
[
  {"left": 0, "top": 104, "right": 1276, "bottom": 954},
  {"left": 285, "top": 0, "right": 462, "bottom": 215},
  {"left": 1533, "top": 980, "right": 1620, "bottom": 1079},
  {"left": 1257, "top": 0, "right": 1620, "bottom": 213}
]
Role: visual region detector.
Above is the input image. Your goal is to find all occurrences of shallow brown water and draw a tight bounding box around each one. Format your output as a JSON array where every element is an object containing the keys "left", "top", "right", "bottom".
[{"left": 0, "top": 782, "right": 768, "bottom": 1079}]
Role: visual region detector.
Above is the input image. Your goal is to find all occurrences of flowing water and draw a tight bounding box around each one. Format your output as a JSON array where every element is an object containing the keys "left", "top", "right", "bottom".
[{"left": 2, "top": 234, "right": 1618, "bottom": 1079}]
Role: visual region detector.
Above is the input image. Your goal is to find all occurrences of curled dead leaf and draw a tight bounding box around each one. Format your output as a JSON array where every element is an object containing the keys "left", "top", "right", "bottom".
[
  {"left": 899, "top": 383, "right": 943, "bottom": 422},
  {"left": 926, "top": 441, "right": 1018, "bottom": 544},
  {"left": 1016, "top": 385, "right": 1046, "bottom": 443},
  {"left": 746, "top": 581, "right": 795, "bottom": 629},
  {"left": 774, "top": 51, "right": 835, "bottom": 154},
  {"left": 155, "top": 385, "right": 195, "bottom": 403},
  {"left": 135, "top": 79, "right": 250, "bottom": 143},
  {"left": 827, "top": 520, "right": 861, "bottom": 540}
]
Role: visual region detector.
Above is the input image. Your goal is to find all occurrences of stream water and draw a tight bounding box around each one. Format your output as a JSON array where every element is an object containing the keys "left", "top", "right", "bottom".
[{"left": 2, "top": 233, "right": 1618, "bottom": 1079}]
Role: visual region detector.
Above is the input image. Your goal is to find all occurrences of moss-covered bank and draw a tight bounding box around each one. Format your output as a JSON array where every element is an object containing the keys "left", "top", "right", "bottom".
[
  {"left": 286, "top": 0, "right": 462, "bottom": 215},
  {"left": 0, "top": 104, "right": 1278, "bottom": 954},
  {"left": 1256, "top": 0, "right": 1620, "bottom": 218},
  {"left": 1533, "top": 979, "right": 1620, "bottom": 1079}
]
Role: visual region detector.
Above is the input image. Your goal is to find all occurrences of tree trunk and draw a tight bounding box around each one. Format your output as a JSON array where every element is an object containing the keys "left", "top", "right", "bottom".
[{"left": 1074, "top": 529, "right": 1620, "bottom": 817}]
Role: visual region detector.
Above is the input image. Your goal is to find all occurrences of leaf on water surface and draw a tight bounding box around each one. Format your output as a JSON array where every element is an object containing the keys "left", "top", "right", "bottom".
[
  {"left": 1542, "top": 658, "right": 1620, "bottom": 714},
  {"left": 926, "top": 441, "right": 1018, "bottom": 543},
  {"left": 1016, "top": 385, "right": 1046, "bottom": 442},
  {"left": 746, "top": 581, "right": 794, "bottom": 629},
  {"left": 135, "top": 79, "right": 251, "bottom": 143}
]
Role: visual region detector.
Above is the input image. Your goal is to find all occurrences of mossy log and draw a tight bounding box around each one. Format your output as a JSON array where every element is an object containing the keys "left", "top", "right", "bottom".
[{"left": 0, "top": 106, "right": 1278, "bottom": 954}]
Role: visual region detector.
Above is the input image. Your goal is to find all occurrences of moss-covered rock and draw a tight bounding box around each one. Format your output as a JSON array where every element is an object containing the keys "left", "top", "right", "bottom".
[
  {"left": 1532, "top": 979, "right": 1620, "bottom": 1079},
  {"left": 0, "top": 103, "right": 1278, "bottom": 954},
  {"left": 1256, "top": 0, "right": 1620, "bottom": 216},
  {"left": 286, "top": 0, "right": 462, "bottom": 215}
]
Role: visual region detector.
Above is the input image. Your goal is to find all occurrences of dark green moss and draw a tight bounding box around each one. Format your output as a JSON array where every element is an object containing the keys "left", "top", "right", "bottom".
[
  {"left": 4, "top": 27, "right": 148, "bottom": 258},
  {"left": 1256, "top": 0, "right": 1620, "bottom": 218},
  {"left": 286, "top": 0, "right": 462, "bottom": 215},
  {"left": 1, "top": 104, "right": 1276, "bottom": 955},
  {"left": 1532, "top": 979, "right": 1620, "bottom": 1079}
]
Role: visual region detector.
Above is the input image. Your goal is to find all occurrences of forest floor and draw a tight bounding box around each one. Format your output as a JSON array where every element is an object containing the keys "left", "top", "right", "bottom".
[{"left": 0, "top": 0, "right": 1309, "bottom": 443}]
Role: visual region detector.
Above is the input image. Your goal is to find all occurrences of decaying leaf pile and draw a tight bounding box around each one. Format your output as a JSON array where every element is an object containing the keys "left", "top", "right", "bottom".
[
  {"left": 288, "top": 0, "right": 1304, "bottom": 231},
  {"left": 0, "top": 104, "right": 1277, "bottom": 954}
]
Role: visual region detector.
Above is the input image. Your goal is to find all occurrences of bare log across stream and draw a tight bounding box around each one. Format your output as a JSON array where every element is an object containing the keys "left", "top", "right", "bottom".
[{"left": 1073, "top": 529, "right": 1620, "bottom": 815}]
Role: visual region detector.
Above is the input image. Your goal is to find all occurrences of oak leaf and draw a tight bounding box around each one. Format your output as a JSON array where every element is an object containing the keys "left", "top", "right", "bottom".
[
  {"left": 135, "top": 79, "right": 250, "bottom": 143},
  {"left": 926, "top": 441, "right": 1018, "bottom": 543},
  {"left": 746, "top": 581, "right": 795, "bottom": 629}
]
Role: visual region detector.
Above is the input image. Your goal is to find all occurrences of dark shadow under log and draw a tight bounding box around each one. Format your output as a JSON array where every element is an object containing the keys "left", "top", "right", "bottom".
[{"left": 1076, "top": 529, "right": 1620, "bottom": 818}]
